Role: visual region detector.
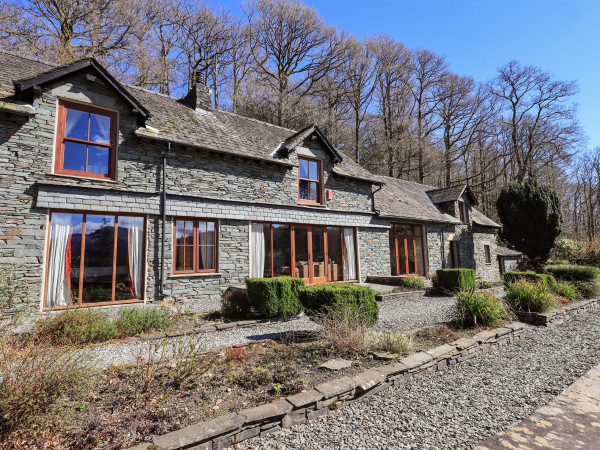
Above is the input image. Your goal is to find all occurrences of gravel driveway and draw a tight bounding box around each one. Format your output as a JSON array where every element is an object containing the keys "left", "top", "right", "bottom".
[
  {"left": 243, "top": 309, "right": 600, "bottom": 449},
  {"left": 377, "top": 293, "right": 455, "bottom": 331}
]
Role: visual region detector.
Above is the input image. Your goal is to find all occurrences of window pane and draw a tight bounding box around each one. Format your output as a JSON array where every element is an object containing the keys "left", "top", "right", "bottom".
[
  {"left": 206, "top": 221, "right": 215, "bottom": 245},
  {"left": 308, "top": 181, "right": 318, "bottom": 201},
  {"left": 327, "top": 227, "right": 343, "bottom": 281},
  {"left": 308, "top": 161, "right": 319, "bottom": 180},
  {"left": 294, "top": 227, "right": 309, "bottom": 279},
  {"left": 395, "top": 224, "right": 413, "bottom": 236},
  {"left": 89, "top": 113, "right": 111, "bottom": 144},
  {"left": 184, "top": 246, "right": 194, "bottom": 271},
  {"left": 263, "top": 224, "right": 272, "bottom": 277},
  {"left": 407, "top": 239, "right": 416, "bottom": 274},
  {"left": 45, "top": 213, "right": 83, "bottom": 307},
  {"left": 198, "top": 221, "right": 207, "bottom": 246},
  {"left": 398, "top": 239, "right": 407, "bottom": 275},
  {"left": 273, "top": 224, "right": 291, "bottom": 277},
  {"left": 65, "top": 108, "right": 89, "bottom": 140},
  {"left": 175, "top": 245, "right": 185, "bottom": 272},
  {"left": 115, "top": 216, "right": 144, "bottom": 300},
  {"left": 63, "top": 141, "right": 87, "bottom": 172},
  {"left": 299, "top": 180, "right": 309, "bottom": 200},
  {"left": 199, "top": 246, "right": 215, "bottom": 270},
  {"left": 175, "top": 220, "right": 185, "bottom": 241},
  {"left": 184, "top": 221, "right": 194, "bottom": 245},
  {"left": 312, "top": 228, "right": 325, "bottom": 279},
  {"left": 87, "top": 145, "right": 109, "bottom": 175},
  {"left": 82, "top": 215, "right": 115, "bottom": 303},
  {"left": 299, "top": 159, "right": 309, "bottom": 178},
  {"left": 415, "top": 236, "right": 424, "bottom": 275}
]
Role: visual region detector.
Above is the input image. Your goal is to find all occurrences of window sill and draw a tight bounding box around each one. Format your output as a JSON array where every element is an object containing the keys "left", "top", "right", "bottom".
[
  {"left": 46, "top": 172, "right": 118, "bottom": 183},
  {"left": 169, "top": 272, "right": 222, "bottom": 278},
  {"left": 297, "top": 202, "right": 327, "bottom": 208}
]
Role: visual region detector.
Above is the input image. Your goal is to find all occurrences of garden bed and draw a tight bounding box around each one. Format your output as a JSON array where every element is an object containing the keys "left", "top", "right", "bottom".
[{"left": 515, "top": 298, "right": 600, "bottom": 326}]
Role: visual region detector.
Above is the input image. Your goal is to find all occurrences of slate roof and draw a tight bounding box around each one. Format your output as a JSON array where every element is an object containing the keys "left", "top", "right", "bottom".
[
  {"left": 427, "top": 184, "right": 478, "bottom": 205},
  {"left": 471, "top": 208, "right": 501, "bottom": 228},
  {"left": 0, "top": 50, "right": 55, "bottom": 98},
  {"left": 496, "top": 246, "right": 523, "bottom": 257},
  {"left": 374, "top": 176, "right": 462, "bottom": 224}
]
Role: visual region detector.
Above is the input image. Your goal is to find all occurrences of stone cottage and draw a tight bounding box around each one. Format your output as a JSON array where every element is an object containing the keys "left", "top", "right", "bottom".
[{"left": 0, "top": 51, "right": 501, "bottom": 315}]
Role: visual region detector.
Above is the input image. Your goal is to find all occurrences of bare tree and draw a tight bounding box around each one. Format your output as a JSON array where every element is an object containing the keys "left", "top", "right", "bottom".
[
  {"left": 491, "top": 60, "right": 581, "bottom": 183},
  {"left": 243, "top": 0, "right": 348, "bottom": 126}
]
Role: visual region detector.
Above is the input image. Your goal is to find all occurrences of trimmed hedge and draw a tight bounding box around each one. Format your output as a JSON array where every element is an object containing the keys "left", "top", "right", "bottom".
[
  {"left": 436, "top": 269, "right": 476, "bottom": 291},
  {"left": 503, "top": 271, "right": 556, "bottom": 286},
  {"left": 546, "top": 265, "right": 600, "bottom": 299},
  {"left": 300, "top": 284, "right": 378, "bottom": 326},
  {"left": 245, "top": 277, "right": 305, "bottom": 318}
]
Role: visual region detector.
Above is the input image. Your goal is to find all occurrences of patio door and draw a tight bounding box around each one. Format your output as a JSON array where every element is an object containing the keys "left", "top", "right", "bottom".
[
  {"left": 292, "top": 226, "right": 328, "bottom": 284},
  {"left": 391, "top": 223, "right": 423, "bottom": 276}
]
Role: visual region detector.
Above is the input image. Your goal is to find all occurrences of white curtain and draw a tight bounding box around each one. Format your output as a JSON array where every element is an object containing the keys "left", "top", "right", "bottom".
[
  {"left": 90, "top": 113, "right": 111, "bottom": 144},
  {"left": 45, "top": 214, "right": 73, "bottom": 307},
  {"left": 64, "top": 109, "right": 85, "bottom": 138},
  {"left": 343, "top": 228, "right": 357, "bottom": 281},
  {"left": 122, "top": 216, "right": 144, "bottom": 299},
  {"left": 250, "top": 223, "right": 265, "bottom": 278}
]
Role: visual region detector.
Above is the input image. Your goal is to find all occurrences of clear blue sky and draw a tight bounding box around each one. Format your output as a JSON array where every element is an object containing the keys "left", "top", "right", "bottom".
[{"left": 218, "top": 0, "right": 600, "bottom": 149}]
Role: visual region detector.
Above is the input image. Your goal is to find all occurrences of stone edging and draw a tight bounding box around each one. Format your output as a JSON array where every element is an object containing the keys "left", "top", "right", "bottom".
[
  {"left": 516, "top": 299, "right": 600, "bottom": 327},
  {"left": 375, "top": 289, "right": 428, "bottom": 302},
  {"left": 128, "top": 322, "right": 526, "bottom": 450}
]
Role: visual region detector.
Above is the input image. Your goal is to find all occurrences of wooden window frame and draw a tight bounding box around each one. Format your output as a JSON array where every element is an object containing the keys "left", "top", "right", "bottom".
[
  {"left": 43, "top": 210, "right": 146, "bottom": 311},
  {"left": 298, "top": 156, "right": 323, "bottom": 204},
  {"left": 484, "top": 245, "right": 491, "bottom": 264},
  {"left": 172, "top": 218, "right": 218, "bottom": 275},
  {"left": 257, "top": 222, "right": 358, "bottom": 284},
  {"left": 54, "top": 99, "right": 118, "bottom": 180},
  {"left": 459, "top": 201, "right": 468, "bottom": 223},
  {"left": 391, "top": 223, "right": 426, "bottom": 277}
]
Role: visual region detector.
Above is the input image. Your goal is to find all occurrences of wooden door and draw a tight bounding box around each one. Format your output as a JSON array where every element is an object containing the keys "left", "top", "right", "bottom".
[{"left": 292, "top": 226, "right": 328, "bottom": 284}]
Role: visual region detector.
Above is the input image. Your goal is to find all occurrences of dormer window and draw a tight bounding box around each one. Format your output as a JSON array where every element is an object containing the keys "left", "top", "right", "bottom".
[
  {"left": 459, "top": 201, "right": 468, "bottom": 223},
  {"left": 298, "top": 157, "right": 322, "bottom": 204},
  {"left": 54, "top": 100, "right": 117, "bottom": 180}
]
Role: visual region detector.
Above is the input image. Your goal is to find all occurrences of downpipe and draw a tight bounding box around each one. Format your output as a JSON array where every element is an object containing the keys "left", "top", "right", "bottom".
[{"left": 160, "top": 143, "right": 170, "bottom": 296}]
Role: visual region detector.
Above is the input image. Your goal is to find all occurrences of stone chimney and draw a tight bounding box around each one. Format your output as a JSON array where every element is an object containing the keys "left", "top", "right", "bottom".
[{"left": 186, "top": 70, "right": 213, "bottom": 111}]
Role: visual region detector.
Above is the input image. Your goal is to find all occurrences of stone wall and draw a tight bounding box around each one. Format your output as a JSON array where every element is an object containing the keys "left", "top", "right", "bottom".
[{"left": 358, "top": 227, "right": 391, "bottom": 281}]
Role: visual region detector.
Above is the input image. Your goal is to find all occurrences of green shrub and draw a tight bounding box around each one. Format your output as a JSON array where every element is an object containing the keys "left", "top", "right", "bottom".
[
  {"left": 114, "top": 307, "right": 171, "bottom": 336},
  {"left": 546, "top": 265, "right": 600, "bottom": 299},
  {"left": 550, "top": 281, "right": 576, "bottom": 301},
  {"left": 400, "top": 275, "right": 425, "bottom": 290},
  {"left": 36, "top": 309, "right": 118, "bottom": 345},
  {"left": 453, "top": 289, "right": 506, "bottom": 327},
  {"left": 300, "top": 284, "right": 378, "bottom": 326},
  {"left": 503, "top": 271, "right": 556, "bottom": 286},
  {"left": 0, "top": 265, "right": 23, "bottom": 313},
  {"left": 245, "top": 276, "right": 305, "bottom": 318},
  {"left": 436, "top": 269, "right": 476, "bottom": 291},
  {"left": 505, "top": 280, "right": 555, "bottom": 313}
]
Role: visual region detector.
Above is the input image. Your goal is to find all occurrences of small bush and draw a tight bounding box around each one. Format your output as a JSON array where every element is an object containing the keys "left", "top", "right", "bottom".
[
  {"left": 503, "top": 271, "right": 556, "bottom": 286},
  {"left": 301, "top": 284, "right": 378, "bottom": 326},
  {"left": 0, "top": 336, "right": 92, "bottom": 435},
  {"left": 114, "top": 307, "right": 172, "bottom": 336},
  {"left": 313, "top": 308, "right": 373, "bottom": 355},
  {"left": 400, "top": 275, "right": 425, "bottom": 290},
  {"left": 0, "top": 265, "right": 23, "bottom": 313},
  {"left": 246, "top": 277, "right": 305, "bottom": 318},
  {"left": 550, "top": 281, "right": 576, "bottom": 301},
  {"left": 505, "top": 280, "right": 555, "bottom": 313},
  {"left": 221, "top": 286, "right": 252, "bottom": 317},
  {"left": 453, "top": 289, "right": 506, "bottom": 327},
  {"left": 373, "top": 331, "right": 414, "bottom": 355},
  {"left": 436, "top": 269, "right": 476, "bottom": 292},
  {"left": 546, "top": 265, "right": 600, "bottom": 299},
  {"left": 36, "top": 309, "right": 118, "bottom": 345}
]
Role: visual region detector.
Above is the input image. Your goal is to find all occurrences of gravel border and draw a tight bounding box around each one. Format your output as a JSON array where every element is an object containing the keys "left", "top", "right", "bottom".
[
  {"left": 377, "top": 293, "right": 455, "bottom": 332},
  {"left": 243, "top": 308, "right": 600, "bottom": 449}
]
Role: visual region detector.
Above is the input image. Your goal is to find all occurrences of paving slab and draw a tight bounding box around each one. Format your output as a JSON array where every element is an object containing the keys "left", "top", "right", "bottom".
[{"left": 476, "top": 362, "right": 600, "bottom": 449}]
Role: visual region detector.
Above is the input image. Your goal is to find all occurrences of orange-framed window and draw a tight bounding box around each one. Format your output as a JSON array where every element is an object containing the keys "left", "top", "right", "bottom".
[
  {"left": 390, "top": 223, "right": 425, "bottom": 276},
  {"left": 298, "top": 157, "right": 322, "bottom": 204},
  {"left": 173, "top": 219, "right": 218, "bottom": 274},
  {"left": 54, "top": 100, "right": 118, "bottom": 180},
  {"left": 43, "top": 211, "right": 146, "bottom": 309}
]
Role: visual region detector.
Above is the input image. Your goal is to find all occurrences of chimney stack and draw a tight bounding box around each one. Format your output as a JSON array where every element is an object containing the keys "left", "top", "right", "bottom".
[{"left": 186, "top": 69, "right": 213, "bottom": 111}]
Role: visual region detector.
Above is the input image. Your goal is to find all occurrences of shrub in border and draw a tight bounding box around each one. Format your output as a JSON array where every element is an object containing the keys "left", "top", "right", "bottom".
[
  {"left": 453, "top": 289, "right": 506, "bottom": 327},
  {"left": 400, "top": 275, "right": 426, "bottom": 290},
  {"left": 35, "top": 309, "right": 118, "bottom": 345},
  {"left": 505, "top": 280, "right": 555, "bottom": 313},
  {"left": 550, "top": 281, "right": 576, "bottom": 301},
  {"left": 503, "top": 271, "right": 555, "bottom": 287},
  {"left": 300, "top": 283, "right": 378, "bottom": 326},
  {"left": 545, "top": 265, "right": 600, "bottom": 299},
  {"left": 245, "top": 276, "right": 305, "bottom": 318},
  {"left": 435, "top": 269, "right": 476, "bottom": 292}
]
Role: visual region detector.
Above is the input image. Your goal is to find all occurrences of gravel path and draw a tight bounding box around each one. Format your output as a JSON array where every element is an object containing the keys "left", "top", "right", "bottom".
[
  {"left": 377, "top": 293, "right": 455, "bottom": 332},
  {"left": 84, "top": 316, "right": 319, "bottom": 369},
  {"left": 244, "top": 309, "right": 600, "bottom": 449}
]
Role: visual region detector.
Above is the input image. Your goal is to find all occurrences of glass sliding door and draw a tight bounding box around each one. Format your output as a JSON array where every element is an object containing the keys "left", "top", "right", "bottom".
[
  {"left": 45, "top": 211, "right": 145, "bottom": 309},
  {"left": 327, "top": 227, "right": 343, "bottom": 282},
  {"left": 311, "top": 227, "right": 327, "bottom": 283},
  {"left": 294, "top": 227, "right": 310, "bottom": 282},
  {"left": 391, "top": 223, "right": 425, "bottom": 277}
]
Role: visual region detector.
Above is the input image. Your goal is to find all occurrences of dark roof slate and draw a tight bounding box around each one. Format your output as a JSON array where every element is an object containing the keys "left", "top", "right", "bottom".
[
  {"left": 374, "top": 176, "right": 461, "bottom": 224},
  {"left": 427, "top": 184, "right": 477, "bottom": 205},
  {"left": 0, "top": 50, "right": 55, "bottom": 98},
  {"left": 496, "top": 246, "right": 523, "bottom": 257},
  {"left": 471, "top": 208, "right": 501, "bottom": 228}
]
